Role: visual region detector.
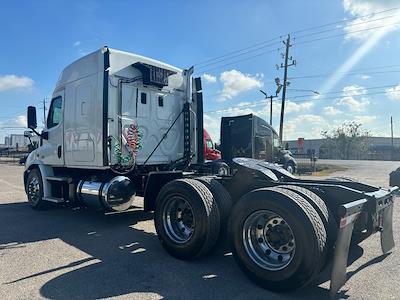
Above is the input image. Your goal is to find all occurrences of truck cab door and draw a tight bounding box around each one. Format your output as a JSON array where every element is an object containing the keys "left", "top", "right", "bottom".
[{"left": 41, "top": 90, "right": 65, "bottom": 166}]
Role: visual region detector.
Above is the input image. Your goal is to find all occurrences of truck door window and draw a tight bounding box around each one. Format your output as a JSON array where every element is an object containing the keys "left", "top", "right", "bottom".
[
  {"left": 141, "top": 92, "right": 147, "bottom": 104},
  {"left": 47, "top": 96, "right": 62, "bottom": 129},
  {"left": 158, "top": 96, "right": 164, "bottom": 107},
  {"left": 206, "top": 140, "right": 213, "bottom": 149}
]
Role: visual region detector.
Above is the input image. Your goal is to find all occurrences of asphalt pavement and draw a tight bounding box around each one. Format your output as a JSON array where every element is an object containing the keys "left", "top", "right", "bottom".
[{"left": 0, "top": 160, "right": 399, "bottom": 300}]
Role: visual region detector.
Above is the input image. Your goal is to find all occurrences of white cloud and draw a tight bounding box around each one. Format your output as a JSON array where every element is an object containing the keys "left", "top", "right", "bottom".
[
  {"left": 360, "top": 74, "right": 371, "bottom": 79},
  {"left": 323, "top": 106, "right": 342, "bottom": 116},
  {"left": 343, "top": 0, "right": 400, "bottom": 41},
  {"left": 338, "top": 96, "right": 369, "bottom": 111},
  {"left": 342, "top": 84, "right": 366, "bottom": 96},
  {"left": 218, "top": 70, "right": 263, "bottom": 101},
  {"left": 285, "top": 101, "right": 314, "bottom": 113},
  {"left": 4, "top": 115, "right": 27, "bottom": 127},
  {"left": 386, "top": 84, "right": 400, "bottom": 101},
  {"left": 73, "top": 41, "right": 81, "bottom": 47},
  {"left": 284, "top": 114, "right": 329, "bottom": 140},
  {"left": 354, "top": 115, "right": 377, "bottom": 124},
  {"left": 337, "top": 85, "right": 369, "bottom": 111},
  {"left": 0, "top": 75, "right": 34, "bottom": 92},
  {"left": 202, "top": 73, "right": 217, "bottom": 84}
]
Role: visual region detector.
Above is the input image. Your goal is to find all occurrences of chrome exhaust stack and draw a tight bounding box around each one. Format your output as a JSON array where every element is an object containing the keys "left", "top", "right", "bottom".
[{"left": 77, "top": 176, "right": 136, "bottom": 212}]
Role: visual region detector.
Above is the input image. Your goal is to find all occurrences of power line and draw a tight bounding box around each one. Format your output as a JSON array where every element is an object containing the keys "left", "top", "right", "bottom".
[
  {"left": 289, "top": 68, "right": 400, "bottom": 80},
  {"left": 196, "top": 21, "right": 400, "bottom": 75},
  {"left": 195, "top": 40, "right": 281, "bottom": 70},
  {"left": 205, "top": 83, "right": 399, "bottom": 106},
  {"left": 290, "top": 6, "right": 400, "bottom": 35},
  {"left": 193, "top": 6, "right": 400, "bottom": 73},
  {"left": 196, "top": 47, "right": 281, "bottom": 74},
  {"left": 291, "top": 83, "right": 400, "bottom": 98},
  {"left": 293, "top": 13, "right": 400, "bottom": 40},
  {"left": 194, "top": 37, "right": 282, "bottom": 67},
  {"left": 292, "top": 21, "right": 400, "bottom": 47},
  {"left": 204, "top": 86, "right": 399, "bottom": 114},
  {"left": 290, "top": 90, "right": 397, "bottom": 103}
]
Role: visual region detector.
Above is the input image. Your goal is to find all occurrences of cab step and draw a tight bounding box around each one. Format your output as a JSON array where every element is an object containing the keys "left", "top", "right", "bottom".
[{"left": 46, "top": 176, "right": 72, "bottom": 183}]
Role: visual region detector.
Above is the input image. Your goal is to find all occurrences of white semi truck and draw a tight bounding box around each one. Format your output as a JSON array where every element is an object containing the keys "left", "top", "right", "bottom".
[{"left": 24, "top": 47, "right": 397, "bottom": 296}]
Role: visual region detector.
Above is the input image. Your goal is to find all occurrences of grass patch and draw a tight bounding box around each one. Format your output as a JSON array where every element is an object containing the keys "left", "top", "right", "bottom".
[
  {"left": 297, "top": 164, "right": 347, "bottom": 176},
  {"left": 314, "top": 164, "right": 347, "bottom": 176}
]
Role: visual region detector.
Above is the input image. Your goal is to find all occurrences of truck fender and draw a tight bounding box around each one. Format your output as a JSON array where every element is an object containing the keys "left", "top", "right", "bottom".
[
  {"left": 24, "top": 163, "right": 54, "bottom": 199},
  {"left": 143, "top": 171, "right": 183, "bottom": 211}
]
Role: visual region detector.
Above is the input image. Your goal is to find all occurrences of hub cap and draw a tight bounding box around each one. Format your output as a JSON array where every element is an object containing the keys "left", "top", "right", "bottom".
[
  {"left": 242, "top": 210, "right": 296, "bottom": 271},
  {"left": 163, "top": 196, "right": 195, "bottom": 244},
  {"left": 27, "top": 177, "right": 41, "bottom": 204}
]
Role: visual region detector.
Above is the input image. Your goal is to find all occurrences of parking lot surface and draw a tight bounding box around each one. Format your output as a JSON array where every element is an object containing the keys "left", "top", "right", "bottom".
[{"left": 0, "top": 160, "right": 399, "bottom": 300}]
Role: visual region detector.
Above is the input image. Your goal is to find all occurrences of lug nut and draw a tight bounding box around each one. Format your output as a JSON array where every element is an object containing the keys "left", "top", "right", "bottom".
[
  {"left": 265, "top": 249, "right": 271, "bottom": 255},
  {"left": 258, "top": 238, "right": 263, "bottom": 243},
  {"left": 273, "top": 220, "right": 278, "bottom": 224},
  {"left": 257, "top": 224, "right": 263, "bottom": 230},
  {"left": 282, "top": 246, "right": 287, "bottom": 251},
  {"left": 288, "top": 242, "right": 294, "bottom": 247}
]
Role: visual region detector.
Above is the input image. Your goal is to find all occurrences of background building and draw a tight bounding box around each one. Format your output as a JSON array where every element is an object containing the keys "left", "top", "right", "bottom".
[
  {"left": 3, "top": 134, "right": 40, "bottom": 149},
  {"left": 286, "top": 137, "right": 400, "bottom": 160}
]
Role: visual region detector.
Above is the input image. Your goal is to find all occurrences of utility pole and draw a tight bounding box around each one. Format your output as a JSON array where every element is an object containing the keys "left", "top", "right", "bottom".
[
  {"left": 278, "top": 34, "right": 296, "bottom": 143},
  {"left": 259, "top": 90, "right": 277, "bottom": 126},
  {"left": 391, "top": 116, "right": 394, "bottom": 160}
]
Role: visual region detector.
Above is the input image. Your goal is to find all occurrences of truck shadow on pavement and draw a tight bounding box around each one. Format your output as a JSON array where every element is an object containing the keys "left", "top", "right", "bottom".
[{"left": 0, "top": 202, "right": 386, "bottom": 300}]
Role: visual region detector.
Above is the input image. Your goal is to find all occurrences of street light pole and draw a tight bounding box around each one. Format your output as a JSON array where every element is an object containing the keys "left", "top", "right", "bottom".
[{"left": 259, "top": 90, "right": 277, "bottom": 126}]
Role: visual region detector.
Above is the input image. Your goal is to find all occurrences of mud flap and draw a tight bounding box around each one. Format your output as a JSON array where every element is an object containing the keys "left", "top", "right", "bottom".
[
  {"left": 380, "top": 204, "right": 395, "bottom": 254},
  {"left": 329, "top": 199, "right": 366, "bottom": 298}
]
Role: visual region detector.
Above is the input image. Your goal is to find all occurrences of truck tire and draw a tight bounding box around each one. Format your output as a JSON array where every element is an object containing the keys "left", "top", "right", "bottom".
[
  {"left": 26, "top": 168, "right": 48, "bottom": 209},
  {"left": 277, "top": 185, "right": 337, "bottom": 255},
  {"left": 195, "top": 176, "right": 232, "bottom": 229},
  {"left": 285, "top": 161, "right": 295, "bottom": 174},
  {"left": 154, "top": 178, "right": 220, "bottom": 260},
  {"left": 229, "top": 187, "right": 327, "bottom": 292}
]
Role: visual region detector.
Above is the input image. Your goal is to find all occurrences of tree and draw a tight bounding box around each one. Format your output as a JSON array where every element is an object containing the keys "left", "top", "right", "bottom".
[{"left": 320, "top": 122, "right": 371, "bottom": 160}]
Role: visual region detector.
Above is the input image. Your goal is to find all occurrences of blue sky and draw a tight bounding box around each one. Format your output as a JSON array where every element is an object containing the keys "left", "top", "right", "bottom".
[{"left": 1, "top": 0, "right": 399, "bottom": 142}]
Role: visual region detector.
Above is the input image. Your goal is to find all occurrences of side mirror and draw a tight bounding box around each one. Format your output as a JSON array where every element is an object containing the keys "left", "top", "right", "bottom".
[
  {"left": 24, "top": 131, "right": 33, "bottom": 138},
  {"left": 194, "top": 77, "right": 202, "bottom": 92},
  {"left": 27, "top": 106, "right": 37, "bottom": 129}
]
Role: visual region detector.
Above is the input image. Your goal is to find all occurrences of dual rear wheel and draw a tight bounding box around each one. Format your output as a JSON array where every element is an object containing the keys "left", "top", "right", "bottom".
[
  {"left": 154, "top": 177, "right": 232, "bottom": 260},
  {"left": 155, "top": 179, "right": 331, "bottom": 292}
]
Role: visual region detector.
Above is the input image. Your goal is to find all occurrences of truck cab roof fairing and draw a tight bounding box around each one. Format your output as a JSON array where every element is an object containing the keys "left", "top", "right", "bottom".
[{"left": 55, "top": 47, "right": 182, "bottom": 90}]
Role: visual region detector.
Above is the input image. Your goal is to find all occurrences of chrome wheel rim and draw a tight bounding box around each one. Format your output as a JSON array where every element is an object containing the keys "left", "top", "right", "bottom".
[
  {"left": 27, "top": 177, "right": 41, "bottom": 204},
  {"left": 162, "top": 196, "right": 195, "bottom": 244},
  {"left": 242, "top": 210, "right": 295, "bottom": 271}
]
